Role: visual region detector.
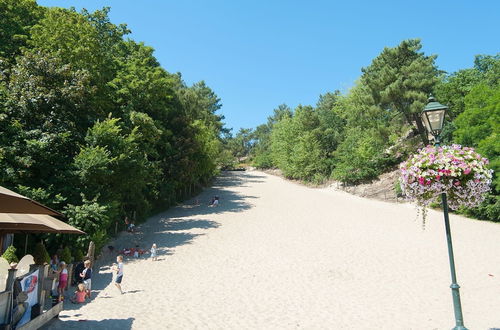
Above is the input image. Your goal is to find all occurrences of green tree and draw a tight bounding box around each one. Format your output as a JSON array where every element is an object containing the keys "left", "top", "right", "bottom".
[
  {"left": 227, "top": 128, "right": 254, "bottom": 161},
  {"left": 331, "top": 128, "right": 388, "bottom": 184},
  {"left": 63, "top": 196, "right": 111, "bottom": 252},
  {"left": 454, "top": 84, "right": 499, "bottom": 191},
  {"left": 434, "top": 54, "right": 499, "bottom": 119},
  {"left": 361, "top": 39, "right": 439, "bottom": 144},
  {"left": 251, "top": 104, "right": 292, "bottom": 169},
  {"left": 0, "top": 0, "right": 43, "bottom": 64}
]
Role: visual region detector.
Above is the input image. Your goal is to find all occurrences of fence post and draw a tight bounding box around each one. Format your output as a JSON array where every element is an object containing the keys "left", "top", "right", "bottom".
[
  {"left": 6, "top": 269, "right": 17, "bottom": 294},
  {"left": 6, "top": 268, "right": 17, "bottom": 326}
]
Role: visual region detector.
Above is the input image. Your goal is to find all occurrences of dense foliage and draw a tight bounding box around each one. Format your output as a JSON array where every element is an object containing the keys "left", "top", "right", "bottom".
[
  {"left": 0, "top": 1, "right": 227, "bottom": 255},
  {"left": 1, "top": 245, "right": 19, "bottom": 264},
  {"left": 246, "top": 40, "right": 498, "bottom": 221},
  {"left": 32, "top": 242, "right": 50, "bottom": 265}
]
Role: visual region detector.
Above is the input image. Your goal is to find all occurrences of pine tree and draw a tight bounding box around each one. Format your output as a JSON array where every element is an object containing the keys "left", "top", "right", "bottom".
[{"left": 360, "top": 39, "right": 440, "bottom": 144}]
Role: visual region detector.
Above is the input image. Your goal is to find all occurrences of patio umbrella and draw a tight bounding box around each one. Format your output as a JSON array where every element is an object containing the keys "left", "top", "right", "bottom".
[
  {"left": 0, "top": 213, "right": 84, "bottom": 234},
  {"left": 0, "top": 186, "right": 62, "bottom": 216}
]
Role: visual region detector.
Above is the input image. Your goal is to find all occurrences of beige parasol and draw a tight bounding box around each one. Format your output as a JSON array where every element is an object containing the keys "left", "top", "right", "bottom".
[
  {"left": 0, "top": 213, "right": 84, "bottom": 234},
  {"left": 0, "top": 186, "right": 62, "bottom": 216}
]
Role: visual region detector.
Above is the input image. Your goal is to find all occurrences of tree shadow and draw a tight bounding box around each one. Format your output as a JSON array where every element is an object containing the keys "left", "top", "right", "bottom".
[
  {"left": 41, "top": 317, "right": 135, "bottom": 329},
  {"left": 46, "top": 171, "right": 261, "bottom": 327},
  {"left": 125, "top": 171, "right": 259, "bottom": 256},
  {"left": 163, "top": 219, "right": 220, "bottom": 231},
  {"left": 210, "top": 171, "right": 266, "bottom": 188}
]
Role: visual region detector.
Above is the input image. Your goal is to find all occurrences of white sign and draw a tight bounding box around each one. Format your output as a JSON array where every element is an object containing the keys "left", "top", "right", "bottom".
[{"left": 17, "top": 269, "right": 39, "bottom": 327}]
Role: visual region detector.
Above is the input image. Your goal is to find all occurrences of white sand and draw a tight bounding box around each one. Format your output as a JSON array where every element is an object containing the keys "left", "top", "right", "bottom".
[{"left": 44, "top": 170, "right": 500, "bottom": 329}]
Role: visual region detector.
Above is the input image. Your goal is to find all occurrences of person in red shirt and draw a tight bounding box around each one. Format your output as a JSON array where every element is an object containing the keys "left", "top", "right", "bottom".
[{"left": 71, "top": 283, "right": 87, "bottom": 304}]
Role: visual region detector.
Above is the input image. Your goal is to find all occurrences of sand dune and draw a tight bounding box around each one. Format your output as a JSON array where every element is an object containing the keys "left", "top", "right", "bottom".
[{"left": 44, "top": 170, "right": 500, "bottom": 329}]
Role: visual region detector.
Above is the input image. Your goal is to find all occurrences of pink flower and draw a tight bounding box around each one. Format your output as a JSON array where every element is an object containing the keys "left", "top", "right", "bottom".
[
  {"left": 418, "top": 177, "right": 425, "bottom": 185},
  {"left": 463, "top": 168, "right": 471, "bottom": 175},
  {"left": 454, "top": 181, "right": 461, "bottom": 186},
  {"left": 436, "top": 175, "right": 441, "bottom": 180}
]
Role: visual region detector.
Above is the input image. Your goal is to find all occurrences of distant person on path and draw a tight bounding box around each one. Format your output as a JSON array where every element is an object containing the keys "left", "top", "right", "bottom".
[
  {"left": 80, "top": 260, "right": 92, "bottom": 298},
  {"left": 209, "top": 196, "right": 219, "bottom": 207},
  {"left": 57, "top": 262, "right": 68, "bottom": 300},
  {"left": 150, "top": 243, "right": 158, "bottom": 261},
  {"left": 113, "top": 255, "right": 124, "bottom": 294},
  {"left": 125, "top": 217, "right": 135, "bottom": 233},
  {"left": 133, "top": 245, "right": 140, "bottom": 258}
]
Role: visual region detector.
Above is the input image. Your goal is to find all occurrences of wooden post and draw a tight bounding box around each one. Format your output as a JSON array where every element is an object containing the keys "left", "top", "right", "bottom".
[
  {"left": 24, "top": 235, "right": 28, "bottom": 256},
  {"left": 6, "top": 269, "right": 17, "bottom": 293},
  {"left": 6, "top": 268, "right": 17, "bottom": 326},
  {"left": 86, "top": 242, "right": 95, "bottom": 266}
]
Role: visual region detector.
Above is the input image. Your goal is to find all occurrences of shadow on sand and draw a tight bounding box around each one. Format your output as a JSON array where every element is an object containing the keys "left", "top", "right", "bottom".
[
  {"left": 48, "top": 171, "right": 261, "bottom": 326},
  {"left": 125, "top": 171, "right": 261, "bottom": 255}
]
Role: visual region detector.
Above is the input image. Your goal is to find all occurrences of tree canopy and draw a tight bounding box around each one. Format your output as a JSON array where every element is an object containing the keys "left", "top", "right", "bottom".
[
  {"left": 246, "top": 39, "right": 498, "bottom": 221},
  {"left": 0, "top": 1, "right": 227, "bottom": 255}
]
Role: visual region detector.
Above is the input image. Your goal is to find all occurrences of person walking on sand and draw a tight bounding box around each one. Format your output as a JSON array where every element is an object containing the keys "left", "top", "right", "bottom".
[
  {"left": 113, "top": 255, "right": 124, "bottom": 294},
  {"left": 150, "top": 243, "right": 158, "bottom": 261}
]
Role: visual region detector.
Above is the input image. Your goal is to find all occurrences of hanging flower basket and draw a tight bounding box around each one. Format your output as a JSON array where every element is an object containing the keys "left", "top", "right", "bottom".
[{"left": 399, "top": 144, "right": 493, "bottom": 217}]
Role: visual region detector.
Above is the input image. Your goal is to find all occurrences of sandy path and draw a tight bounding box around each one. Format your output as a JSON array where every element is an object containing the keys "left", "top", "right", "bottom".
[{"left": 44, "top": 171, "right": 500, "bottom": 329}]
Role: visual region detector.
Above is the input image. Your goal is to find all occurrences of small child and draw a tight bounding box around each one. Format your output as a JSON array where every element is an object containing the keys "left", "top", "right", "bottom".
[
  {"left": 80, "top": 260, "right": 92, "bottom": 299},
  {"left": 71, "top": 283, "right": 87, "bottom": 304},
  {"left": 150, "top": 243, "right": 158, "bottom": 261},
  {"left": 112, "top": 255, "right": 124, "bottom": 294},
  {"left": 57, "top": 261, "right": 68, "bottom": 300}
]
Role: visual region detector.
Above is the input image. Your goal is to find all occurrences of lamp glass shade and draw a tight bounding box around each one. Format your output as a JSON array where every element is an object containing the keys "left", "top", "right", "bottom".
[{"left": 422, "top": 109, "right": 446, "bottom": 135}]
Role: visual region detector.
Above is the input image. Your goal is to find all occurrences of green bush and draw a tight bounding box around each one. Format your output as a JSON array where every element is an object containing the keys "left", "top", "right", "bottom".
[
  {"left": 331, "top": 128, "right": 388, "bottom": 184},
  {"left": 63, "top": 195, "right": 111, "bottom": 253},
  {"left": 33, "top": 242, "right": 50, "bottom": 265},
  {"left": 1, "top": 246, "right": 19, "bottom": 264},
  {"left": 90, "top": 229, "right": 109, "bottom": 256},
  {"left": 252, "top": 151, "right": 273, "bottom": 169},
  {"left": 60, "top": 246, "right": 72, "bottom": 263},
  {"left": 459, "top": 194, "right": 500, "bottom": 222},
  {"left": 73, "top": 249, "right": 84, "bottom": 263}
]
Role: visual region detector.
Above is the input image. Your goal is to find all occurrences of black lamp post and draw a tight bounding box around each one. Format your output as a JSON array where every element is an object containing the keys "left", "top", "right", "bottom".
[{"left": 421, "top": 96, "right": 467, "bottom": 330}]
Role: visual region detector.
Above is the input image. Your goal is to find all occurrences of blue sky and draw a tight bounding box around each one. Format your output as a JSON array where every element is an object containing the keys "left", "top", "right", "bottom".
[{"left": 38, "top": 0, "right": 500, "bottom": 132}]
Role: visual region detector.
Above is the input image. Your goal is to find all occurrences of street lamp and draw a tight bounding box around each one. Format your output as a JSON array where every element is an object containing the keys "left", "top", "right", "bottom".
[
  {"left": 421, "top": 96, "right": 467, "bottom": 330},
  {"left": 421, "top": 96, "right": 447, "bottom": 144}
]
